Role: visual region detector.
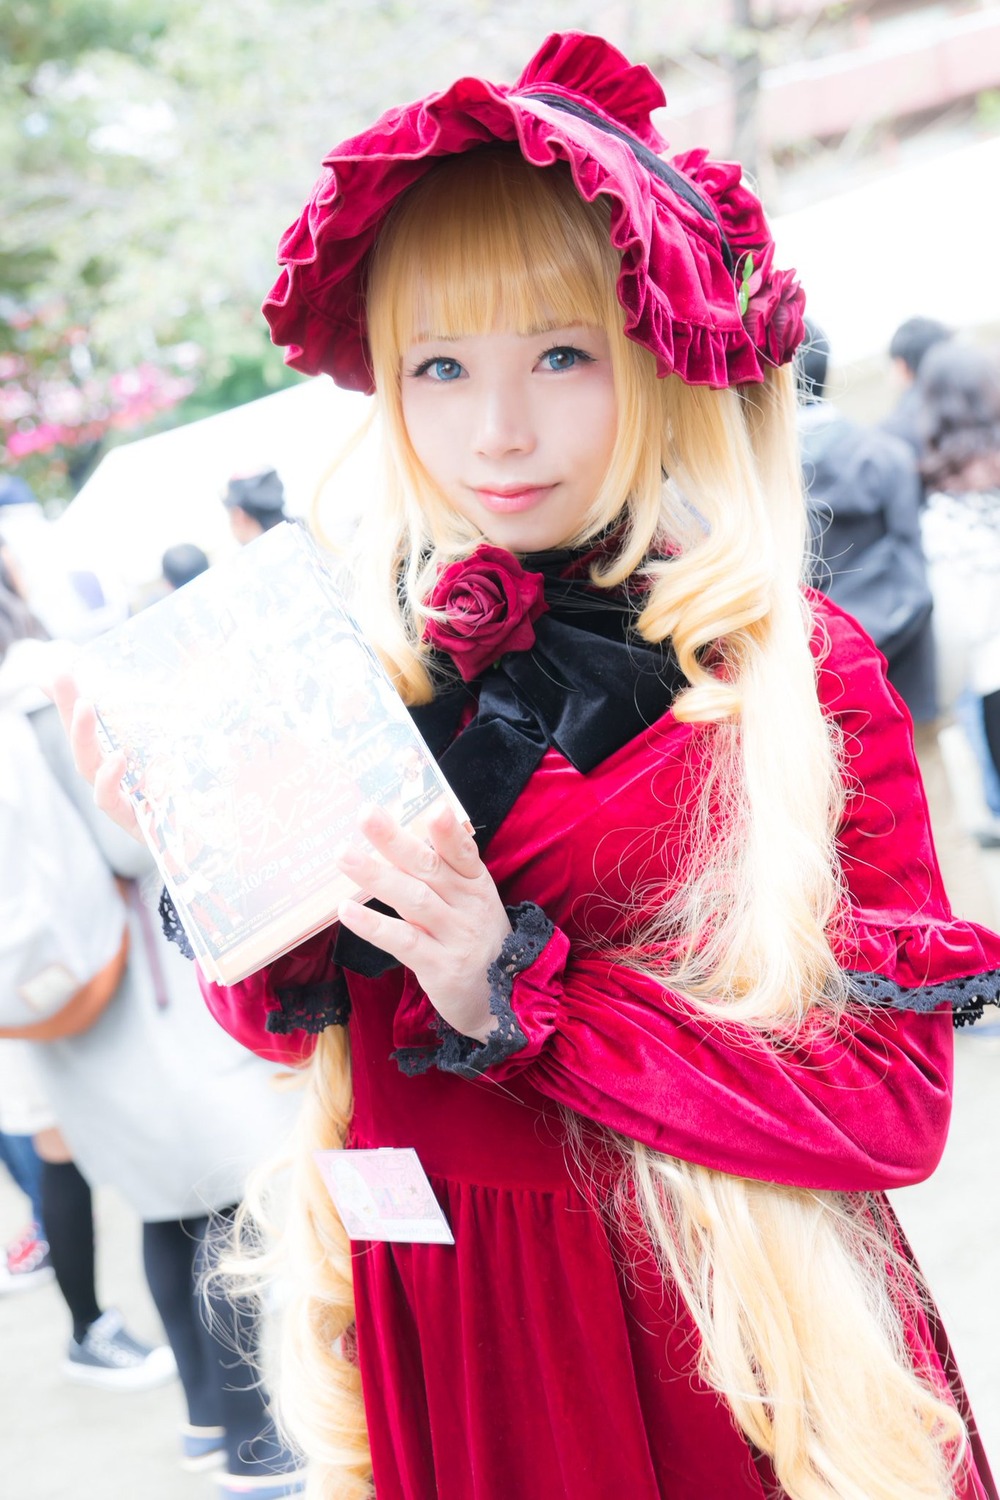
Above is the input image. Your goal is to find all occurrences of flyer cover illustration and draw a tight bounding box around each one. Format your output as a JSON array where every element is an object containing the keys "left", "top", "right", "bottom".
[{"left": 77, "top": 523, "right": 466, "bottom": 983}]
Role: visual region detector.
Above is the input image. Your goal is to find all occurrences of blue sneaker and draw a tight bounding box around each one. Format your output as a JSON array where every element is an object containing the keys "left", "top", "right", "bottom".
[{"left": 181, "top": 1423, "right": 227, "bottom": 1472}]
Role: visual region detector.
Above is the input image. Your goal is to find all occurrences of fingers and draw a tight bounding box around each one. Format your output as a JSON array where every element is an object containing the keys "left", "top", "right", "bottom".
[
  {"left": 335, "top": 836, "right": 449, "bottom": 938},
  {"left": 353, "top": 802, "right": 480, "bottom": 883},
  {"left": 69, "top": 696, "right": 109, "bottom": 784},
  {"left": 335, "top": 804, "right": 484, "bottom": 930},
  {"left": 337, "top": 896, "right": 427, "bottom": 967},
  {"left": 424, "top": 804, "right": 482, "bottom": 876},
  {"left": 51, "top": 675, "right": 107, "bottom": 785},
  {"left": 92, "top": 746, "right": 142, "bottom": 839},
  {"left": 51, "top": 673, "right": 139, "bottom": 837},
  {"left": 94, "top": 745, "right": 129, "bottom": 806},
  {"left": 335, "top": 802, "right": 511, "bottom": 1034},
  {"left": 335, "top": 889, "right": 509, "bottom": 1037}
]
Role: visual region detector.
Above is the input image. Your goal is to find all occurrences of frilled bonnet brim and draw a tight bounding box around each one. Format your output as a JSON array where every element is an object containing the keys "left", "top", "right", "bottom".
[{"left": 263, "top": 32, "right": 806, "bottom": 393}]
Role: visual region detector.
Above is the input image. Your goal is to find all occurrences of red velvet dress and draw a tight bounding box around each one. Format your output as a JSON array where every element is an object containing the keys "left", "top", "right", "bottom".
[{"left": 201, "top": 597, "right": 1000, "bottom": 1499}]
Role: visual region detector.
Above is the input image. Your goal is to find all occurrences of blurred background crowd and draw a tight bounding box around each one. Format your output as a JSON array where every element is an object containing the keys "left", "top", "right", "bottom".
[{"left": 2, "top": 1, "right": 1000, "bottom": 1496}]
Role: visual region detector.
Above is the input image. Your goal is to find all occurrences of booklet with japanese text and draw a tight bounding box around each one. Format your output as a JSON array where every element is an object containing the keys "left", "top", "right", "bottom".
[{"left": 76, "top": 522, "right": 466, "bottom": 985}]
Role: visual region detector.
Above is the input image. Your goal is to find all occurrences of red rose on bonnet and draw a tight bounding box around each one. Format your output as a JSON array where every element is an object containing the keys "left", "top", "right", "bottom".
[
  {"left": 674, "top": 148, "right": 807, "bottom": 369},
  {"left": 738, "top": 243, "right": 807, "bottom": 368},
  {"left": 424, "top": 547, "right": 548, "bottom": 682}
]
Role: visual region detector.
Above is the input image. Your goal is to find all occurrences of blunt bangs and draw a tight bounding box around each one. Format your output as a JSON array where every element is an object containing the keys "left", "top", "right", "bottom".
[
  {"left": 364, "top": 146, "right": 667, "bottom": 570},
  {"left": 368, "top": 148, "right": 622, "bottom": 363}
]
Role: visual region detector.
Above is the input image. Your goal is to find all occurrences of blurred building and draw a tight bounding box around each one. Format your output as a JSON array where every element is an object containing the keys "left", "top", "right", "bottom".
[{"left": 639, "top": 0, "right": 1000, "bottom": 208}]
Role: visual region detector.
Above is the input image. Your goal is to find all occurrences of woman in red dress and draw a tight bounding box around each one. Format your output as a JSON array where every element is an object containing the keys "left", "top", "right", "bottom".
[{"left": 68, "top": 31, "right": 999, "bottom": 1500}]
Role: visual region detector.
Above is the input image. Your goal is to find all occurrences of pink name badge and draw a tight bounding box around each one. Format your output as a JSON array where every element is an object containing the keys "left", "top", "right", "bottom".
[{"left": 314, "top": 1148, "right": 455, "bottom": 1245}]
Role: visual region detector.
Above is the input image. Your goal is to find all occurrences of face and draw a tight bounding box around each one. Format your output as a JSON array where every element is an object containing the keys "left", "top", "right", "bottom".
[
  {"left": 227, "top": 506, "right": 264, "bottom": 546},
  {"left": 399, "top": 323, "right": 618, "bottom": 553}
]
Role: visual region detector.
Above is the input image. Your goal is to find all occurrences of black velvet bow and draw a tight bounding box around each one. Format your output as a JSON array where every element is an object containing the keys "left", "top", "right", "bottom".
[{"left": 333, "top": 559, "right": 684, "bottom": 978}]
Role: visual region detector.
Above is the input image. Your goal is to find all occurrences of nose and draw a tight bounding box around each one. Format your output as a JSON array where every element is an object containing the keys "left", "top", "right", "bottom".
[{"left": 473, "top": 375, "right": 536, "bottom": 459}]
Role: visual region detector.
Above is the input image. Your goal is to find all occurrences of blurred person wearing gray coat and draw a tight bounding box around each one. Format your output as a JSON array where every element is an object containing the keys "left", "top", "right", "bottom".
[{"left": 0, "top": 613, "right": 305, "bottom": 1490}]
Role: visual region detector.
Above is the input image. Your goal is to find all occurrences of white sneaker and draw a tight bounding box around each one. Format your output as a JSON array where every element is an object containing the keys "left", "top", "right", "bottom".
[{"left": 62, "top": 1308, "right": 177, "bottom": 1391}]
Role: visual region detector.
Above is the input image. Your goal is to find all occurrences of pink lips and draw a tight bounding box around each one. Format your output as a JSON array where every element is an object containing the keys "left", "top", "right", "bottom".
[{"left": 472, "top": 485, "right": 555, "bottom": 514}]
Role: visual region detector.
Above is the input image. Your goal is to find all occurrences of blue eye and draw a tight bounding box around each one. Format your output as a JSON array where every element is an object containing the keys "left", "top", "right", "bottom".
[
  {"left": 539, "top": 345, "right": 593, "bottom": 372},
  {"left": 411, "top": 357, "right": 465, "bottom": 381}
]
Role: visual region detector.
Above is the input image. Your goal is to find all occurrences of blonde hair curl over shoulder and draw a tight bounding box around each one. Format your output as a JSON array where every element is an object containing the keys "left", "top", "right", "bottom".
[{"left": 233, "top": 149, "right": 967, "bottom": 1498}]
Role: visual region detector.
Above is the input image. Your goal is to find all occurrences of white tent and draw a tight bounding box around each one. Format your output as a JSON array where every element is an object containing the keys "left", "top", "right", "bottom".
[
  {"left": 54, "top": 376, "right": 375, "bottom": 607},
  {"left": 771, "top": 133, "right": 1000, "bottom": 367}
]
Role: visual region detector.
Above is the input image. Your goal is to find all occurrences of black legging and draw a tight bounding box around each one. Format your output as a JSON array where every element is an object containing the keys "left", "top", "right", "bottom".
[
  {"left": 142, "top": 1208, "right": 297, "bottom": 1478},
  {"left": 40, "top": 1159, "right": 102, "bottom": 1343}
]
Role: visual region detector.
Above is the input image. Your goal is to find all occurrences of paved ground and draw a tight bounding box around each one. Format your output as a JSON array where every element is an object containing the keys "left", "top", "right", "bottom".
[{"left": 0, "top": 1178, "right": 221, "bottom": 1500}]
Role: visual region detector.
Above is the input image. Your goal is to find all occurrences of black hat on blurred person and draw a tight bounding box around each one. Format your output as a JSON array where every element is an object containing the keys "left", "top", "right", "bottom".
[{"left": 223, "top": 469, "right": 286, "bottom": 517}]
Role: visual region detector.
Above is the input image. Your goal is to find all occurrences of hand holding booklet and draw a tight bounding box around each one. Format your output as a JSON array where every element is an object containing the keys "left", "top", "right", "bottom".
[{"left": 75, "top": 522, "right": 466, "bottom": 985}]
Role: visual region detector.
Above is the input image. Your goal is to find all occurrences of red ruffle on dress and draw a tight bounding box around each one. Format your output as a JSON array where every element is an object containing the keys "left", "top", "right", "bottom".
[{"left": 202, "top": 596, "right": 999, "bottom": 1500}]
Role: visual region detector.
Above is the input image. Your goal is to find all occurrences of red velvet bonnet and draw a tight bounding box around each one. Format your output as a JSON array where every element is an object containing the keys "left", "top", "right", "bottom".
[{"left": 263, "top": 32, "right": 806, "bottom": 393}]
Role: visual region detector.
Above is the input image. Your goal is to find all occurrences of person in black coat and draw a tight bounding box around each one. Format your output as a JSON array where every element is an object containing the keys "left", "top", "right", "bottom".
[{"left": 797, "top": 321, "right": 938, "bottom": 723}]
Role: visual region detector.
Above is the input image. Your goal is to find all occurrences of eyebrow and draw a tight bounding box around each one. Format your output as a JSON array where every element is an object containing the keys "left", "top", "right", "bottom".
[{"left": 408, "top": 322, "right": 596, "bottom": 344}]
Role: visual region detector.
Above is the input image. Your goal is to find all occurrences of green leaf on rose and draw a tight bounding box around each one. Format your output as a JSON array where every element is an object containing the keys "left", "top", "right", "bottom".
[{"left": 738, "top": 252, "right": 755, "bottom": 316}]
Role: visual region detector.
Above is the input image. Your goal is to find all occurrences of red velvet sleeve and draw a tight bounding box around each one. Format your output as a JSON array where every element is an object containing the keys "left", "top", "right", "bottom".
[
  {"left": 813, "top": 594, "right": 1000, "bottom": 1013},
  {"left": 414, "top": 597, "right": 1000, "bottom": 1191},
  {"left": 197, "top": 925, "right": 337, "bottom": 1067},
  {"left": 457, "top": 922, "right": 954, "bottom": 1192}
]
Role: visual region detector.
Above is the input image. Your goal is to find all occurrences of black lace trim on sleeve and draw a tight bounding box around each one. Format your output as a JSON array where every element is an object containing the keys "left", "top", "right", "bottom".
[
  {"left": 846, "top": 968, "right": 1000, "bottom": 1028},
  {"left": 160, "top": 885, "right": 350, "bottom": 1034},
  {"left": 393, "top": 902, "right": 554, "bottom": 1079},
  {"left": 265, "top": 971, "right": 352, "bottom": 1036},
  {"left": 159, "top": 887, "right": 194, "bottom": 960}
]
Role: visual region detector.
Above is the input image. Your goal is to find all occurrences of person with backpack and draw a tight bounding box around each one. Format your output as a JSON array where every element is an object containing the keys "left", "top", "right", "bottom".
[
  {"left": 0, "top": 575, "right": 306, "bottom": 1496},
  {"left": 0, "top": 571, "right": 173, "bottom": 1382}
]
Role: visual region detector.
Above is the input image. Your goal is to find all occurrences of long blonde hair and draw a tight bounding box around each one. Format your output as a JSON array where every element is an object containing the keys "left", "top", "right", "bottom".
[{"left": 242, "top": 148, "right": 967, "bottom": 1498}]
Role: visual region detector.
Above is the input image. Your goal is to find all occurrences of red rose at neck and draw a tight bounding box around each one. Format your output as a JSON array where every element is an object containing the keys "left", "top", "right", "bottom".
[{"left": 424, "top": 546, "right": 549, "bottom": 681}]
